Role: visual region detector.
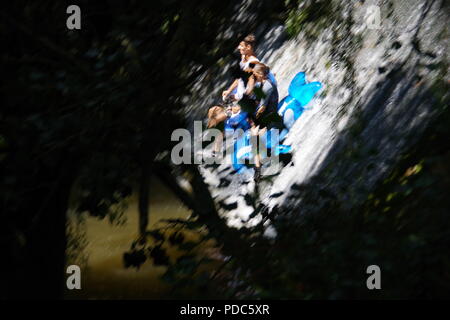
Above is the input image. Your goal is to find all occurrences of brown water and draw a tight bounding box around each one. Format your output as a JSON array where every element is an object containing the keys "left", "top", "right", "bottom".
[{"left": 65, "top": 176, "right": 204, "bottom": 299}]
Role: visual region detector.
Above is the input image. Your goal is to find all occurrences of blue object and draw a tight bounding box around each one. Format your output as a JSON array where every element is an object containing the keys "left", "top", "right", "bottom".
[
  {"left": 230, "top": 71, "right": 322, "bottom": 173},
  {"left": 225, "top": 112, "right": 250, "bottom": 132},
  {"left": 277, "top": 96, "right": 304, "bottom": 129},
  {"left": 231, "top": 131, "right": 252, "bottom": 173},
  {"left": 288, "top": 71, "right": 306, "bottom": 90},
  {"left": 230, "top": 128, "right": 291, "bottom": 173},
  {"left": 268, "top": 72, "right": 278, "bottom": 87},
  {"left": 277, "top": 72, "right": 322, "bottom": 129}
]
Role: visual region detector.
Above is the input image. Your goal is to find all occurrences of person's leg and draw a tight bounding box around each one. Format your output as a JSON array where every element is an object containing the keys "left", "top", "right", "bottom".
[
  {"left": 254, "top": 152, "right": 261, "bottom": 168},
  {"left": 213, "top": 131, "right": 223, "bottom": 155},
  {"left": 251, "top": 124, "right": 262, "bottom": 182},
  {"left": 207, "top": 106, "right": 227, "bottom": 128},
  {"left": 207, "top": 106, "right": 219, "bottom": 128},
  {"left": 254, "top": 155, "right": 261, "bottom": 182}
]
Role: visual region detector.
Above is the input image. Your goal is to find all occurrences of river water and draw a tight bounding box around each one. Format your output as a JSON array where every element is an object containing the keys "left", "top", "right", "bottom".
[{"left": 65, "top": 177, "right": 195, "bottom": 299}]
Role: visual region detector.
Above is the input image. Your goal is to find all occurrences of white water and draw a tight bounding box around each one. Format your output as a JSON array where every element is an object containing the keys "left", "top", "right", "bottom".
[{"left": 188, "top": 0, "right": 449, "bottom": 230}]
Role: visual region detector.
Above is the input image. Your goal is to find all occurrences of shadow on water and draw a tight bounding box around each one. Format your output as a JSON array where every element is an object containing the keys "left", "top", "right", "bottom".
[{"left": 64, "top": 176, "right": 210, "bottom": 299}]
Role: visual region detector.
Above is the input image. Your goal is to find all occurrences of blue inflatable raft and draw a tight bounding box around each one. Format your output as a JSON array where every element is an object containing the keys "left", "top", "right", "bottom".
[{"left": 231, "top": 72, "right": 322, "bottom": 173}]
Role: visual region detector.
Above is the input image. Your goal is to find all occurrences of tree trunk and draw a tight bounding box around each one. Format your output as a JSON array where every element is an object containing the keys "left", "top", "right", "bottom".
[
  {"left": 138, "top": 163, "right": 151, "bottom": 237},
  {"left": 5, "top": 157, "right": 78, "bottom": 299}
]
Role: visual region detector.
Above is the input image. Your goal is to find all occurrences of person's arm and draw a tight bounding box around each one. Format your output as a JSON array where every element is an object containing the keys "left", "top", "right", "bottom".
[
  {"left": 255, "top": 106, "right": 266, "bottom": 118},
  {"left": 222, "top": 79, "right": 239, "bottom": 99},
  {"left": 255, "top": 81, "right": 273, "bottom": 118},
  {"left": 207, "top": 106, "right": 227, "bottom": 128},
  {"left": 245, "top": 75, "right": 255, "bottom": 95}
]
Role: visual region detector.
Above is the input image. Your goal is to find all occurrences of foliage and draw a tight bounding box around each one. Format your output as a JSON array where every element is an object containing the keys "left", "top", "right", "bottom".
[
  {"left": 65, "top": 211, "right": 89, "bottom": 268},
  {"left": 0, "top": 0, "right": 289, "bottom": 298},
  {"left": 245, "top": 97, "right": 449, "bottom": 298},
  {"left": 157, "top": 82, "right": 450, "bottom": 299},
  {"left": 284, "top": 0, "right": 334, "bottom": 39},
  {"left": 2, "top": 0, "right": 448, "bottom": 299}
]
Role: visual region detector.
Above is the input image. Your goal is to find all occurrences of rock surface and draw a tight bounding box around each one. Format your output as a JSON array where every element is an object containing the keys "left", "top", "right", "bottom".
[{"left": 185, "top": 0, "right": 449, "bottom": 231}]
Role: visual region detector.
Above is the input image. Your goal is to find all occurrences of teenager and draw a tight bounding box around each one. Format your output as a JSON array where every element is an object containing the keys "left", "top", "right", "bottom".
[
  {"left": 247, "top": 63, "right": 282, "bottom": 182},
  {"left": 222, "top": 34, "right": 259, "bottom": 102},
  {"left": 222, "top": 34, "right": 278, "bottom": 102}
]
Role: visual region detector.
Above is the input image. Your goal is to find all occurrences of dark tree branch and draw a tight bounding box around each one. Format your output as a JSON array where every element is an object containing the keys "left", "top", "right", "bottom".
[
  {"left": 153, "top": 162, "right": 196, "bottom": 211},
  {"left": 1, "top": 13, "right": 92, "bottom": 77}
]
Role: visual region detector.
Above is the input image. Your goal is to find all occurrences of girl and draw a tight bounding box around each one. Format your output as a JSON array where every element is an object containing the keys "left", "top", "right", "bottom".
[
  {"left": 247, "top": 63, "right": 282, "bottom": 182},
  {"left": 222, "top": 34, "right": 259, "bottom": 102},
  {"left": 249, "top": 63, "right": 280, "bottom": 128},
  {"left": 222, "top": 34, "right": 278, "bottom": 103}
]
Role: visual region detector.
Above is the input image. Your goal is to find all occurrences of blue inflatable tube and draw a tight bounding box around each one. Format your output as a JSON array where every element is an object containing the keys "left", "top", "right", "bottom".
[
  {"left": 230, "top": 71, "right": 322, "bottom": 173},
  {"left": 277, "top": 72, "right": 322, "bottom": 129},
  {"left": 231, "top": 129, "right": 292, "bottom": 173}
]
